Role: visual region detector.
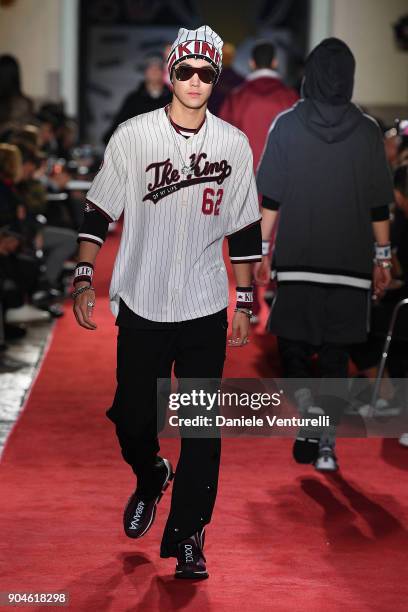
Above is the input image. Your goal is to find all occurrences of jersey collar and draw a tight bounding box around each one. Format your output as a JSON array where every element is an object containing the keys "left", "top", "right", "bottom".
[{"left": 165, "top": 104, "right": 206, "bottom": 138}]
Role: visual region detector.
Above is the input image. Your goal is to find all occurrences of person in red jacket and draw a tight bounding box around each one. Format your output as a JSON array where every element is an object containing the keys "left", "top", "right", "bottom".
[
  {"left": 220, "top": 41, "right": 298, "bottom": 321},
  {"left": 219, "top": 41, "right": 298, "bottom": 169}
]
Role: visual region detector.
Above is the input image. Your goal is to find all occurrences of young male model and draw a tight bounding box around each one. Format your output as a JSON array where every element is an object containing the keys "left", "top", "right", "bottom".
[{"left": 72, "top": 25, "right": 261, "bottom": 579}]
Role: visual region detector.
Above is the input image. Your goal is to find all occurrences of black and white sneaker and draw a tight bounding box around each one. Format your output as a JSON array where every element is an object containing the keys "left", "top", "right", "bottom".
[
  {"left": 314, "top": 445, "right": 338, "bottom": 472},
  {"left": 293, "top": 436, "right": 320, "bottom": 464},
  {"left": 293, "top": 406, "right": 324, "bottom": 464},
  {"left": 123, "top": 457, "right": 174, "bottom": 539},
  {"left": 175, "top": 529, "right": 208, "bottom": 580}
]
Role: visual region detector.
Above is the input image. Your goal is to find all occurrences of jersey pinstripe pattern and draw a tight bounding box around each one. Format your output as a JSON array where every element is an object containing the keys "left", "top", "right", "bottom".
[{"left": 86, "top": 107, "right": 261, "bottom": 322}]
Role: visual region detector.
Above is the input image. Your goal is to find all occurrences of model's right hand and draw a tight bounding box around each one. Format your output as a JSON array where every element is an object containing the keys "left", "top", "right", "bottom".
[
  {"left": 254, "top": 256, "right": 270, "bottom": 286},
  {"left": 372, "top": 265, "right": 392, "bottom": 300},
  {"left": 73, "top": 282, "right": 97, "bottom": 330}
]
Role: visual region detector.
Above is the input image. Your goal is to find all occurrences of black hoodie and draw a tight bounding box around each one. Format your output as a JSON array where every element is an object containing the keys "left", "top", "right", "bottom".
[{"left": 257, "top": 38, "right": 394, "bottom": 288}]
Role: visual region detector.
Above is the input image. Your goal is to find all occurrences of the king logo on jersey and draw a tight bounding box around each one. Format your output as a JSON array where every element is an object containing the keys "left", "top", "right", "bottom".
[{"left": 142, "top": 152, "right": 232, "bottom": 204}]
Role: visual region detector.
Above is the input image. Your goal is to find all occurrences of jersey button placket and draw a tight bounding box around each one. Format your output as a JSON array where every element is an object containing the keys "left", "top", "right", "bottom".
[
  {"left": 168, "top": 184, "right": 184, "bottom": 319},
  {"left": 173, "top": 208, "right": 188, "bottom": 320},
  {"left": 181, "top": 136, "right": 193, "bottom": 207}
]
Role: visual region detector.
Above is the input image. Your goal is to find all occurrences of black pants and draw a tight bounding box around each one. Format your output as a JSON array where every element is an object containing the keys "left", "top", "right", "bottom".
[
  {"left": 106, "top": 309, "right": 228, "bottom": 558},
  {"left": 277, "top": 337, "right": 349, "bottom": 379},
  {"left": 277, "top": 336, "right": 349, "bottom": 427}
]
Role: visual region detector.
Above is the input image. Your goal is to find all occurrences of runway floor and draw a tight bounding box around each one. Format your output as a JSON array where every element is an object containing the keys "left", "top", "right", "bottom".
[{"left": 1, "top": 225, "right": 407, "bottom": 611}]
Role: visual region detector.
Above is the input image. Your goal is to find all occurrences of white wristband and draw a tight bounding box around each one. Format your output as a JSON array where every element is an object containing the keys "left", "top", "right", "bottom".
[
  {"left": 375, "top": 243, "right": 391, "bottom": 260},
  {"left": 74, "top": 264, "right": 94, "bottom": 282},
  {"left": 236, "top": 290, "right": 253, "bottom": 304},
  {"left": 262, "top": 240, "right": 270, "bottom": 257}
]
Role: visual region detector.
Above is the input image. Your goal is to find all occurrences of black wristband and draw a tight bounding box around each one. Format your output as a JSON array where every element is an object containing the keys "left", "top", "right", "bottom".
[
  {"left": 236, "top": 286, "right": 253, "bottom": 309},
  {"left": 73, "top": 261, "right": 94, "bottom": 285}
]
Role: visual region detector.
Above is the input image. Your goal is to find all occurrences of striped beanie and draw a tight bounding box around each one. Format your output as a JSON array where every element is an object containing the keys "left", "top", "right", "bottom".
[{"left": 167, "top": 25, "right": 223, "bottom": 82}]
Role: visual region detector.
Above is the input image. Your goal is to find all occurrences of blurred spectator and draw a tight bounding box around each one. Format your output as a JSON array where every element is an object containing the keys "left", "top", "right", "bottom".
[
  {"left": 0, "top": 143, "right": 50, "bottom": 326},
  {"left": 36, "top": 103, "right": 76, "bottom": 159},
  {"left": 0, "top": 230, "right": 29, "bottom": 372},
  {"left": 207, "top": 43, "right": 244, "bottom": 116},
  {"left": 384, "top": 127, "right": 400, "bottom": 168},
  {"left": 349, "top": 166, "right": 408, "bottom": 421},
  {"left": 0, "top": 55, "right": 34, "bottom": 133},
  {"left": 0, "top": 143, "right": 23, "bottom": 232},
  {"left": 219, "top": 41, "right": 298, "bottom": 167},
  {"left": 15, "top": 142, "right": 77, "bottom": 292},
  {"left": 18, "top": 124, "right": 41, "bottom": 149},
  {"left": 163, "top": 43, "right": 173, "bottom": 88},
  {"left": 103, "top": 55, "right": 172, "bottom": 144},
  {"left": 397, "top": 135, "right": 408, "bottom": 166},
  {"left": 392, "top": 165, "right": 408, "bottom": 279},
  {"left": 0, "top": 233, "right": 19, "bottom": 256}
]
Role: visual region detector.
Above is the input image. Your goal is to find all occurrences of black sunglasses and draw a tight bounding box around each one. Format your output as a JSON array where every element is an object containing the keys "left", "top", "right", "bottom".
[{"left": 174, "top": 63, "right": 217, "bottom": 84}]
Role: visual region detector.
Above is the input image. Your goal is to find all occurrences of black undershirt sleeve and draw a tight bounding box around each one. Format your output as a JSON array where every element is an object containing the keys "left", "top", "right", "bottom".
[
  {"left": 77, "top": 200, "right": 111, "bottom": 246},
  {"left": 261, "top": 197, "right": 389, "bottom": 220},
  {"left": 261, "top": 195, "right": 281, "bottom": 210},
  {"left": 227, "top": 220, "right": 262, "bottom": 263},
  {"left": 371, "top": 204, "right": 390, "bottom": 222}
]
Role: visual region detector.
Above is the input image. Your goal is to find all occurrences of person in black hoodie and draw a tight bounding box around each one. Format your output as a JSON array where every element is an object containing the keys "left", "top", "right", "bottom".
[{"left": 255, "top": 38, "right": 394, "bottom": 471}]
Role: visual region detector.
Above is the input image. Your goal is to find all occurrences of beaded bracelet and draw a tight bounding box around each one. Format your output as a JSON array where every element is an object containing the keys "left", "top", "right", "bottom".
[
  {"left": 374, "top": 259, "right": 392, "bottom": 269},
  {"left": 71, "top": 284, "right": 95, "bottom": 300}
]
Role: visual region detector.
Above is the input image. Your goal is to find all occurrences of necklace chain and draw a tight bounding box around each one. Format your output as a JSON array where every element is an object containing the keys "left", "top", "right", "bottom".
[{"left": 167, "top": 108, "right": 208, "bottom": 175}]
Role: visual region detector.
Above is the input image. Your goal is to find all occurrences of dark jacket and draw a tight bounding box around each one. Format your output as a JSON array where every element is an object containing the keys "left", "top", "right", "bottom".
[
  {"left": 103, "top": 82, "right": 172, "bottom": 144},
  {"left": 0, "top": 179, "right": 21, "bottom": 234}
]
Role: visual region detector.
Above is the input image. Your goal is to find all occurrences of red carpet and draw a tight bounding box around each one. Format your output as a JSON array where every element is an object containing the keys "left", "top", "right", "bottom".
[{"left": 1, "top": 227, "right": 408, "bottom": 611}]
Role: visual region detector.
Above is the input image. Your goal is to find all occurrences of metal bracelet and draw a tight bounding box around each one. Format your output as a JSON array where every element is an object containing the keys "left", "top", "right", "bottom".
[
  {"left": 234, "top": 307, "right": 252, "bottom": 318},
  {"left": 71, "top": 284, "right": 95, "bottom": 300},
  {"left": 376, "top": 260, "right": 392, "bottom": 270}
]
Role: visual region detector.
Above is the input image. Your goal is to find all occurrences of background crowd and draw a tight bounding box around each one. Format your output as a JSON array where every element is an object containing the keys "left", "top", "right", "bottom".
[{"left": 0, "top": 54, "right": 105, "bottom": 372}]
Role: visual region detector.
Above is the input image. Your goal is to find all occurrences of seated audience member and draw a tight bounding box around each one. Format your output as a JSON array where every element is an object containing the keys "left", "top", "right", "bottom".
[
  {"left": 36, "top": 103, "right": 77, "bottom": 160},
  {"left": 0, "top": 143, "right": 49, "bottom": 324},
  {"left": 15, "top": 142, "right": 77, "bottom": 296},
  {"left": 0, "top": 231, "right": 30, "bottom": 371}
]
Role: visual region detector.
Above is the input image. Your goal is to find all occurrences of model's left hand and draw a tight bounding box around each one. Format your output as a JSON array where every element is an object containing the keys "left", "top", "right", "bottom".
[{"left": 228, "top": 311, "right": 250, "bottom": 347}]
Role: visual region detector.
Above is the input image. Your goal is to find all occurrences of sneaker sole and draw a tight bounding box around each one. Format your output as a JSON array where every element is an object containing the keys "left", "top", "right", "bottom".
[
  {"left": 315, "top": 464, "right": 339, "bottom": 472},
  {"left": 314, "top": 459, "right": 339, "bottom": 472},
  {"left": 175, "top": 570, "right": 209, "bottom": 580},
  {"left": 124, "top": 459, "right": 174, "bottom": 539}
]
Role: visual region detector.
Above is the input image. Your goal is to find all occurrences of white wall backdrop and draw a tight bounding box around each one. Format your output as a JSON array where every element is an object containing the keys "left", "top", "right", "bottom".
[
  {"left": 309, "top": 0, "right": 407, "bottom": 107},
  {"left": 331, "top": 0, "right": 407, "bottom": 106},
  {"left": 0, "top": 0, "right": 63, "bottom": 101}
]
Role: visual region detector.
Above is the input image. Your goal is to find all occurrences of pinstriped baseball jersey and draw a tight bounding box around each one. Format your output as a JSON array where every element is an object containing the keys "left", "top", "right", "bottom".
[{"left": 86, "top": 107, "right": 261, "bottom": 322}]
